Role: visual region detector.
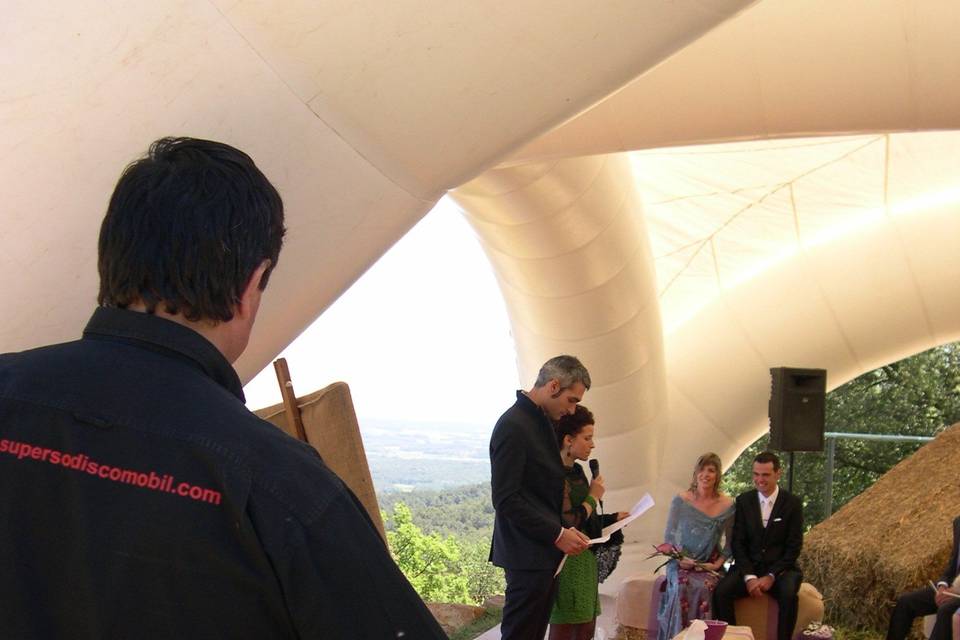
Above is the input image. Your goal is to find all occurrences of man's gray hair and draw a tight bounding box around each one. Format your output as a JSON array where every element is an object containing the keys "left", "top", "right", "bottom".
[{"left": 534, "top": 355, "right": 591, "bottom": 391}]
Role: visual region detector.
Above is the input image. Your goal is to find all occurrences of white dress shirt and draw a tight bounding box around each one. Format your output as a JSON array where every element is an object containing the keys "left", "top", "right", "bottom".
[
  {"left": 759, "top": 485, "right": 779, "bottom": 528},
  {"left": 744, "top": 486, "right": 780, "bottom": 584}
]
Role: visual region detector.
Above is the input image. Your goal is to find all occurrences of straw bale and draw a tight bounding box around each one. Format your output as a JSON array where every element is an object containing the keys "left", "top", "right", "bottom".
[{"left": 800, "top": 422, "right": 960, "bottom": 634}]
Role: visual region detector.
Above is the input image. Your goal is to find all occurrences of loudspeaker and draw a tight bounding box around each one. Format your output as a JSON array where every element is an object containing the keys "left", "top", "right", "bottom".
[{"left": 768, "top": 367, "right": 826, "bottom": 452}]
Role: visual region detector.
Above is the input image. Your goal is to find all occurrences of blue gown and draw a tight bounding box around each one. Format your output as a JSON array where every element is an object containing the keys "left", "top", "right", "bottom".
[{"left": 656, "top": 495, "right": 735, "bottom": 640}]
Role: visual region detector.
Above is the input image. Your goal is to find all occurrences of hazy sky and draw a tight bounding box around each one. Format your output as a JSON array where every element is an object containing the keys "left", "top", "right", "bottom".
[{"left": 243, "top": 196, "right": 521, "bottom": 428}]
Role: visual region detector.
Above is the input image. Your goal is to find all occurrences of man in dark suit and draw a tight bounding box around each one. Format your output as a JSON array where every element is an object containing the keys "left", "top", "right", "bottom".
[
  {"left": 886, "top": 516, "right": 960, "bottom": 640},
  {"left": 490, "top": 355, "right": 593, "bottom": 640},
  {"left": 714, "top": 451, "right": 804, "bottom": 640}
]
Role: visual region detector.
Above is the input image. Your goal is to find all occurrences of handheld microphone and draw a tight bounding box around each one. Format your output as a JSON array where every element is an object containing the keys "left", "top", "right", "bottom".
[
  {"left": 588, "top": 458, "right": 603, "bottom": 512},
  {"left": 588, "top": 458, "right": 599, "bottom": 479}
]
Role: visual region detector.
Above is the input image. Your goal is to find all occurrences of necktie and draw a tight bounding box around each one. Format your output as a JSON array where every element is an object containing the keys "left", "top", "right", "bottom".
[{"left": 761, "top": 497, "right": 772, "bottom": 527}]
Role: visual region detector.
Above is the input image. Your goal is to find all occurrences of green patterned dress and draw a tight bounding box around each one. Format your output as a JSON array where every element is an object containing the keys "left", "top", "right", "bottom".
[{"left": 549, "top": 464, "right": 601, "bottom": 624}]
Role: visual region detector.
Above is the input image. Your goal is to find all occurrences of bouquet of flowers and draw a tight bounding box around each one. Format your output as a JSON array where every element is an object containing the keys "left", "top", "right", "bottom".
[
  {"left": 801, "top": 621, "right": 834, "bottom": 639},
  {"left": 646, "top": 543, "right": 720, "bottom": 577}
]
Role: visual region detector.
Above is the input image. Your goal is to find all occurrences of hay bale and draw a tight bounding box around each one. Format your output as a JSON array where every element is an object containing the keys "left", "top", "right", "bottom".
[
  {"left": 800, "top": 422, "right": 960, "bottom": 633},
  {"left": 614, "top": 624, "right": 648, "bottom": 640}
]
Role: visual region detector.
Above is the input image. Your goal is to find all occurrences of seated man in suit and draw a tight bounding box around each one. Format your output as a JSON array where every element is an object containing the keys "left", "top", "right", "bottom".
[
  {"left": 886, "top": 516, "right": 960, "bottom": 640},
  {"left": 713, "top": 451, "right": 804, "bottom": 640}
]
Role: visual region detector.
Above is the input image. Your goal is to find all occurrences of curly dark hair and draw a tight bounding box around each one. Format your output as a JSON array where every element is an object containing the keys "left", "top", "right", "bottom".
[{"left": 553, "top": 404, "right": 595, "bottom": 449}]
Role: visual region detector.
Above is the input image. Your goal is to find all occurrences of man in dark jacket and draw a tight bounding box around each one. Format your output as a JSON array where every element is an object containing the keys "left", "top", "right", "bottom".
[
  {"left": 490, "top": 355, "right": 592, "bottom": 640},
  {"left": 714, "top": 451, "right": 804, "bottom": 640},
  {"left": 886, "top": 516, "right": 960, "bottom": 640},
  {"left": 0, "top": 137, "right": 446, "bottom": 639}
]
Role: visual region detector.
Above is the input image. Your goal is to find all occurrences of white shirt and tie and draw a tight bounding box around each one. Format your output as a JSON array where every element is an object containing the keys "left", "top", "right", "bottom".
[
  {"left": 759, "top": 486, "right": 779, "bottom": 528},
  {"left": 745, "top": 486, "right": 780, "bottom": 583}
]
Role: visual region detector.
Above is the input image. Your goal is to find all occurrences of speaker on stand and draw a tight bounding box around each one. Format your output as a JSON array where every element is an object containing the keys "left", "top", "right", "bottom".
[{"left": 768, "top": 367, "right": 827, "bottom": 492}]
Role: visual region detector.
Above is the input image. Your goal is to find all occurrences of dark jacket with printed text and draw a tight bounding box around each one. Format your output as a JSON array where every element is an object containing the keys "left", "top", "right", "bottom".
[{"left": 0, "top": 307, "right": 446, "bottom": 639}]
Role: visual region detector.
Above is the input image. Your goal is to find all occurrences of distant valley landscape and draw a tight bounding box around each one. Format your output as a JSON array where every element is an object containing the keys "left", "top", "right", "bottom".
[{"left": 358, "top": 418, "right": 491, "bottom": 493}]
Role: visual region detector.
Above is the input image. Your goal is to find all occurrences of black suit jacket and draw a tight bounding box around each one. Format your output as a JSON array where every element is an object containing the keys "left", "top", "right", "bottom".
[
  {"left": 937, "top": 516, "right": 960, "bottom": 585},
  {"left": 731, "top": 487, "right": 804, "bottom": 578},
  {"left": 489, "top": 391, "right": 565, "bottom": 571}
]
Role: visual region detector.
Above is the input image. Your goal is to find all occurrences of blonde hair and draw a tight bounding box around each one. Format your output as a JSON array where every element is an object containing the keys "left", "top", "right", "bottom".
[{"left": 688, "top": 452, "right": 723, "bottom": 497}]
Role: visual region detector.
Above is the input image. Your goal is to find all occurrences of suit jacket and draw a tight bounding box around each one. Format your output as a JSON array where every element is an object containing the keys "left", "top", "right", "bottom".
[
  {"left": 937, "top": 516, "right": 960, "bottom": 586},
  {"left": 731, "top": 487, "right": 804, "bottom": 578},
  {"left": 489, "top": 391, "right": 565, "bottom": 571}
]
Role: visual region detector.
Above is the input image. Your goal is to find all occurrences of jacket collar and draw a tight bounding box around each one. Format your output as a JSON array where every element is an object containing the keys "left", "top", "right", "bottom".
[
  {"left": 515, "top": 390, "right": 549, "bottom": 421},
  {"left": 82, "top": 307, "right": 245, "bottom": 402}
]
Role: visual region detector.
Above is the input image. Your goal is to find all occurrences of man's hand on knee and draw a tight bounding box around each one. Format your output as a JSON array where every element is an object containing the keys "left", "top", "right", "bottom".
[
  {"left": 746, "top": 575, "right": 773, "bottom": 598},
  {"left": 756, "top": 575, "right": 774, "bottom": 593},
  {"left": 935, "top": 586, "right": 957, "bottom": 607}
]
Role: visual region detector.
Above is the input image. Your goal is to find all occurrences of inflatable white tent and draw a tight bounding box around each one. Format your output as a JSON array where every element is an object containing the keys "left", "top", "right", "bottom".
[{"left": 4, "top": 0, "right": 960, "bottom": 542}]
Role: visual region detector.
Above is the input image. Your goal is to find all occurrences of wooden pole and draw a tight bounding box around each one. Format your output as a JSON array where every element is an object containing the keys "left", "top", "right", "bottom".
[{"left": 273, "top": 358, "right": 307, "bottom": 442}]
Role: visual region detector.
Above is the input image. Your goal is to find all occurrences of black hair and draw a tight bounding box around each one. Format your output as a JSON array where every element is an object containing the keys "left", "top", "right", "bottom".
[
  {"left": 97, "top": 137, "right": 285, "bottom": 322},
  {"left": 554, "top": 404, "right": 595, "bottom": 449},
  {"left": 754, "top": 450, "right": 781, "bottom": 471}
]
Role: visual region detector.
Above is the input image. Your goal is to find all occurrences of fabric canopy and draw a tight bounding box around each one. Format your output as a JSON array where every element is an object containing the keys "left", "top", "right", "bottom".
[{"left": 4, "top": 0, "right": 960, "bottom": 545}]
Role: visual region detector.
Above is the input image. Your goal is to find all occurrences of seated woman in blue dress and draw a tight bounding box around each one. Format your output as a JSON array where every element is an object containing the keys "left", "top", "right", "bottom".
[{"left": 656, "top": 452, "right": 735, "bottom": 640}]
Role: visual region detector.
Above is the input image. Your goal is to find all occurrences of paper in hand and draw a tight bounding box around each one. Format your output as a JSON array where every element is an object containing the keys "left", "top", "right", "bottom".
[
  {"left": 588, "top": 493, "right": 654, "bottom": 545},
  {"left": 556, "top": 493, "right": 655, "bottom": 576},
  {"left": 554, "top": 554, "right": 567, "bottom": 577},
  {"left": 930, "top": 580, "right": 960, "bottom": 598}
]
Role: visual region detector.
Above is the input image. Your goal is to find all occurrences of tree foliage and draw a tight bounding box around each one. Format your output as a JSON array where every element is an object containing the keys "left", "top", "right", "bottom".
[
  {"left": 724, "top": 343, "right": 960, "bottom": 527},
  {"left": 459, "top": 537, "right": 506, "bottom": 605},
  {"left": 384, "top": 500, "right": 505, "bottom": 605},
  {"left": 385, "top": 502, "right": 471, "bottom": 603},
  {"left": 380, "top": 483, "right": 495, "bottom": 542}
]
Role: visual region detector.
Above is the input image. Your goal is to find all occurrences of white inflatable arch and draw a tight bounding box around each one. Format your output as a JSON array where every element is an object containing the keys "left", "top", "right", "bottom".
[{"left": 4, "top": 0, "right": 960, "bottom": 543}]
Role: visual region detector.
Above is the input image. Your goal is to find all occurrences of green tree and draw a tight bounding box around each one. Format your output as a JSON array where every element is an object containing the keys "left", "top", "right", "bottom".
[
  {"left": 380, "top": 483, "right": 495, "bottom": 541},
  {"left": 725, "top": 343, "right": 960, "bottom": 527},
  {"left": 381, "top": 486, "right": 505, "bottom": 605},
  {"left": 459, "top": 538, "right": 505, "bottom": 605},
  {"left": 385, "top": 502, "right": 471, "bottom": 604}
]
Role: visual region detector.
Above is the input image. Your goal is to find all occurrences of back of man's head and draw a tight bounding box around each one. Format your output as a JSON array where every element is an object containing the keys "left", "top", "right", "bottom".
[
  {"left": 97, "top": 137, "right": 285, "bottom": 323},
  {"left": 534, "top": 355, "right": 591, "bottom": 391}
]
